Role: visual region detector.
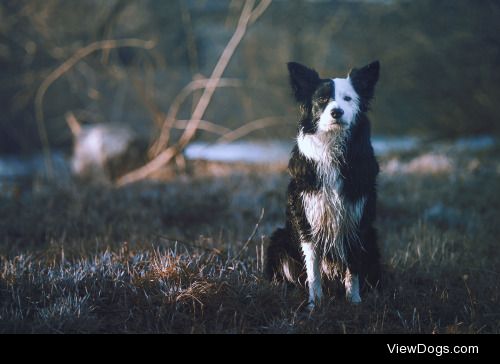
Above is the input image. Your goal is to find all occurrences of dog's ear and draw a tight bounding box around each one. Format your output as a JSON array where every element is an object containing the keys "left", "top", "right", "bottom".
[
  {"left": 287, "top": 62, "right": 320, "bottom": 103},
  {"left": 349, "top": 60, "right": 380, "bottom": 102}
]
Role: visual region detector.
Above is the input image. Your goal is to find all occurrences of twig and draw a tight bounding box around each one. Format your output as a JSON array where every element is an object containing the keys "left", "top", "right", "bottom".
[
  {"left": 132, "top": 76, "right": 233, "bottom": 136},
  {"left": 34, "top": 38, "right": 156, "bottom": 178},
  {"left": 116, "top": 0, "right": 271, "bottom": 187},
  {"left": 175, "top": 0, "right": 255, "bottom": 149},
  {"left": 249, "top": 0, "right": 272, "bottom": 25},
  {"left": 225, "top": 0, "right": 243, "bottom": 28},
  {"left": 173, "top": 120, "right": 231, "bottom": 135},
  {"left": 96, "top": 0, "right": 133, "bottom": 64},
  {"left": 149, "top": 77, "right": 242, "bottom": 156},
  {"left": 234, "top": 208, "right": 265, "bottom": 261},
  {"left": 216, "top": 116, "right": 287, "bottom": 144},
  {"left": 180, "top": 1, "right": 199, "bottom": 76}
]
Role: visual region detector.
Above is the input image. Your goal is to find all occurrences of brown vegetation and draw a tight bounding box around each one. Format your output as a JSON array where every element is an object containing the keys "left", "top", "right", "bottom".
[{"left": 1, "top": 145, "right": 499, "bottom": 333}]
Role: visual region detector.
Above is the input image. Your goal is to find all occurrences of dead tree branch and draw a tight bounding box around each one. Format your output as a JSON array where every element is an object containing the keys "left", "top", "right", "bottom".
[
  {"left": 149, "top": 77, "right": 242, "bottom": 157},
  {"left": 116, "top": 0, "right": 271, "bottom": 187},
  {"left": 216, "top": 116, "right": 287, "bottom": 144},
  {"left": 35, "top": 38, "right": 156, "bottom": 178},
  {"left": 173, "top": 120, "right": 230, "bottom": 136}
]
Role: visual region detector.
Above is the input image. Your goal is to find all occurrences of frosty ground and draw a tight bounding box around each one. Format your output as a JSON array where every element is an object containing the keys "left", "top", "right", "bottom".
[{"left": 1, "top": 140, "right": 499, "bottom": 333}]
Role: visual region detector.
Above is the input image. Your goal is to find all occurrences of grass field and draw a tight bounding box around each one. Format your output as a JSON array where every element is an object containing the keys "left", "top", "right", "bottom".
[{"left": 1, "top": 142, "right": 499, "bottom": 333}]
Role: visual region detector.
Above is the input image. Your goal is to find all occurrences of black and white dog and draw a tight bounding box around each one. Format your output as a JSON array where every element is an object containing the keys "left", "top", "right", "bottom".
[{"left": 265, "top": 61, "right": 381, "bottom": 309}]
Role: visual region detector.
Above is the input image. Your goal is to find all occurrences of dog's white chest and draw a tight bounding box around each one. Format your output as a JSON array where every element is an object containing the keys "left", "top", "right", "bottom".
[
  {"left": 302, "top": 173, "right": 343, "bottom": 239},
  {"left": 301, "top": 170, "right": 366, "bottom": 261}
]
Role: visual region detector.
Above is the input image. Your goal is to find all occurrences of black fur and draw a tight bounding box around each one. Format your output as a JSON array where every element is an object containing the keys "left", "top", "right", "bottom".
[
  {"left": 349, "top": 61, "right": 380, "bottom": 112},
  {"left": 265, "top": 61, "right": 381, "bottom": 298}
]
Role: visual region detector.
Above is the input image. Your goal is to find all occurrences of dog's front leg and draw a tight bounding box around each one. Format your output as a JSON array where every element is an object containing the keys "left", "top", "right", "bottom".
[
  {"left": 344, "top": 268, "right": 362, "bottom": 304},
  {"left": 301, "top": 241, "right": 323, "bottom": 309}
]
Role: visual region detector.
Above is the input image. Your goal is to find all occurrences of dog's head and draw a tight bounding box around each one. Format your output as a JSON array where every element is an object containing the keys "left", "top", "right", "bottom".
[{"left": 287, "top": 61, "right": 379, "bottom": 135}]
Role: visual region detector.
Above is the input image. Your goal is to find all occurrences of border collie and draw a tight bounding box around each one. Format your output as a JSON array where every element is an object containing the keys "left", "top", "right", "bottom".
[{"left": 265, "top": 61, "right": 381, "bottom": 309}]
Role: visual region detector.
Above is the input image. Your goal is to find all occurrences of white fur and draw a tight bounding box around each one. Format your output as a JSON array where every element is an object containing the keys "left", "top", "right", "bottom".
[
  {"left": 296, "top": 129, "right": 347, "bottom": 166},
  {"left": 297, "top": 128, "right": 366, "bottom": 262},
  {"left": 301, "top": 242, "right": 323, "bottom": 308},
  {"left": 296, "top": 130, "right": 327, "bottom": 162},
  {"left": 302, "top": 191, "right": 366, "bottom": 262},
  {"left": 344, "top": 269, "right": 362, "bottom": 304},
  {"left": 317, "top": 78, "right": 360, "bottom": 132},
  {"left": 281, "top": 260, "right": 294, "bottom": 282}
]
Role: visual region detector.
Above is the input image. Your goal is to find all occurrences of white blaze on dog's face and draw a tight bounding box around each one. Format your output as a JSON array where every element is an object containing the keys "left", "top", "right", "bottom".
[
  {"left": 317, "top": 77, "right": 360, "bottom": 132},
  {"left": 287, "top": 61, "right": 380, "bottom": 138},
  {"left": 295, "top": 76, "right": 362, "bottom": 163},
  {"left": 288, "top": 61, "right": 379, "bottom": 164}
]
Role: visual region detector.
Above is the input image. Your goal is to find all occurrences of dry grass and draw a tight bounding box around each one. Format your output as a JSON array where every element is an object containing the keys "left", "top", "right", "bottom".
[{"left": 1, "top": 146, "right": 500, "bottom": 333}]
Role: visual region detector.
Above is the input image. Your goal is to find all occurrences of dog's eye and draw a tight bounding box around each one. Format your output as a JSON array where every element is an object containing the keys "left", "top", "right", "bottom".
[
  {"left": 344, "top": 96, "right": 352, "bottom": 102},
  {"left": 318, "top": 97, "right": 329, "bottom": 104}
]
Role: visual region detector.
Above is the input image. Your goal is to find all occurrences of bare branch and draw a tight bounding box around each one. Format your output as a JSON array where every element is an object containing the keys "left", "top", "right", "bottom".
[
  {"left": 34, "top": 38, "right": 156, "bottom": 178},
  {"left": 117, "top": 0, "right": 272, "bottom": 186},
  {"left": 216, "top": 116, "right": 287, "bottom": 144},
  {"left": 150, "top": 78, "right": 242, "bottom": 157},
  {"left": 234, "top": 208, "right": 265, "bottom": 261},
  {"left": 173, "top": 120, "right": 231, "bottom": 136},
  {"left": 249, "top": 0, "right": 272, "bottom": 25},
  {"left": 176, "top": 0, "right": 254, "bottom": 149}
]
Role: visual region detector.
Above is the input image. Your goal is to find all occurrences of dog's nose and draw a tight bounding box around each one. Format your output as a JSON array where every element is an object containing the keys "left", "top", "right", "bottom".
[{"left": 331, "top": 108, "right": 344, "bottom": 119}]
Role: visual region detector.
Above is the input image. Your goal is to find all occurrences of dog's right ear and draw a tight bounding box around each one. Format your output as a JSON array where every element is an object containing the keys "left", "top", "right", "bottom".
[{"left": 287, "top": 62, "right": 320, "bottom": 103}]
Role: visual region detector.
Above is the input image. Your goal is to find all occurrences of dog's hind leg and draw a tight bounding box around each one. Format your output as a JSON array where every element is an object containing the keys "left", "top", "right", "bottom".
[{"left": 265, "top": 228, "right": 302, "bottom": 283}]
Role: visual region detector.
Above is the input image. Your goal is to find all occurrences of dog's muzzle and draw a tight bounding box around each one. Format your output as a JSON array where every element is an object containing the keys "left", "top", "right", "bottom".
[{"left": 330, "top": 108, "right": 344, "bottom": 120}]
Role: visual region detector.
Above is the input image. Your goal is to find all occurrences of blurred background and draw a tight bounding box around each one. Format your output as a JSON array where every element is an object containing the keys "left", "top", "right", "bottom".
[
  {"left": 2, "top": 1, "right": 500, "bottom": 333},
  {"left": 1, "top": 0, "right": 500, "bottom": 157}
]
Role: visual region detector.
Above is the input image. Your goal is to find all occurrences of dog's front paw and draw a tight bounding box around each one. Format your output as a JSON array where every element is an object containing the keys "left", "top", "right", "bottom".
[
  {"left": 344, "top": 270, "right": 361, "bottom": 304},
  {"left": 307, "top": 300, "right": 316, "bottom": 312},
  {"left": 306, "top": 294, "right": 324, "bottom": 312}
]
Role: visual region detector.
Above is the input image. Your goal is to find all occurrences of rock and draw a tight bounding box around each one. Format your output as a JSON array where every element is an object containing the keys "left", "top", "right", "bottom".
[{"left": 67, "top": 113, "right": 149, "bottom": 182}]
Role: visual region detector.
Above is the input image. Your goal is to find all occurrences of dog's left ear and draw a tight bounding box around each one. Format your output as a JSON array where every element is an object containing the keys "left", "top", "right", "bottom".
[{"left": 349, "top": 60, "right": 380, "bottom": 102}]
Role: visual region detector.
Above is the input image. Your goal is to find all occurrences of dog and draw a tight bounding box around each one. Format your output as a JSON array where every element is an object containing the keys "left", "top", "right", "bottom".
[{"left": 265, "top": 61, "right": 381, "bottom": 309}]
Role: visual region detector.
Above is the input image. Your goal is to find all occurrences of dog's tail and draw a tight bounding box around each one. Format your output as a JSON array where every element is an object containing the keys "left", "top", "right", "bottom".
[{"left": 265, "top": 227, "right": 303, "bottom": 283}]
